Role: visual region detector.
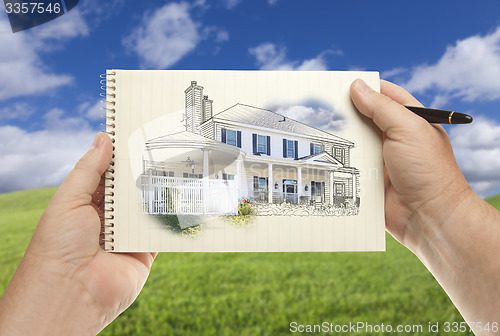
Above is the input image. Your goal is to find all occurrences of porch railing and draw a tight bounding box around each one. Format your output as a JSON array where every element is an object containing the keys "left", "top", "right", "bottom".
[
  {"left": 252, "top": 191, "right": 299, "bottom": 204},
  {"left": 140, "top": 175, "right": 238, "bottom": 215}
]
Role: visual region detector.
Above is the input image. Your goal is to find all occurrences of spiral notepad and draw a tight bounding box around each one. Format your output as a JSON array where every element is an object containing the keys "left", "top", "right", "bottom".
[
  {"left": 101, "top": 71, "right": 117, "bottom": 251},
  {"left": 100, "top": 70, "right": 385, "bottom": 252}
]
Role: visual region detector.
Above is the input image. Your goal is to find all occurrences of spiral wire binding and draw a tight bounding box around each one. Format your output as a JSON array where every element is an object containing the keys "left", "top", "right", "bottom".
[{"left": 100, "top": 71, "right": 116, "bottom": 251}]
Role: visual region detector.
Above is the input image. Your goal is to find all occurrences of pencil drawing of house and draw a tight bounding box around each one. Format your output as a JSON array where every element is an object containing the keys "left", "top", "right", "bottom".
[{"left": 139, "top": 81, "right": 360, "bottom": 217}]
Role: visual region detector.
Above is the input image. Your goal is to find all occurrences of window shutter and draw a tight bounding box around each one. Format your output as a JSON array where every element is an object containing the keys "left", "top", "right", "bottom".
[
  {"left": 221, "top": 128, "right": 226, "bottom": 143},
  {"left": 310, "top": 143, "right": 314, "bottom": 155},
  {"left": 252, "top": 133, "right": 257, "bottom": 154},
  {"left": 283, "top": 139, "right": 287, "bottom": 158},
  {"left": 253, "top": 176, "right": 258, "bottom": 190},
  {"left": 266, "top": 136, "right": 271, "bottom": 156},
  {"left": 237, "top": 131, "right": 242, "bottom": 148},
  {"left": 294, "top": 140, "right": 298, "bottom": 159}
]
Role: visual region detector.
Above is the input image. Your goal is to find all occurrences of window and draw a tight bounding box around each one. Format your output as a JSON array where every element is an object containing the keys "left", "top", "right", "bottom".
[
  {"left": 253, "top": 134, "right": 270, "bottom": 155},
  {"left": 183, "top": 173, "right": 202, "bottom": 179},
  {"left": 253, "top": 176, "right": 268, "bottom": 191},
  {"left": 257, "top": 135, "right": 267, "bottom": 153},
  {"left": 310, "top": 143, "right": 323, "bottom": 155},
  {"left": 222, "top": 173, "right": 235, "bottom": 180},
  {"left": 283, "top": 139, "right": 298, "bottom": 159},
  {"left": 287, "top": 140, "right": 295, "bottom": 158},
  {"left": 334, "top": 182, "right": 345, "bottom": 196},
  {"left": 221, "top": 128, "right": 241, "bottom": 148},
  {"left": 226, "top": 130, "right": 237, "bottom": 146},
  {"left": 334, "top": 147, "right": 345, "bottom": 164},
  {"left": 150, "top": 170, "right": 174, "bottom": 177}
]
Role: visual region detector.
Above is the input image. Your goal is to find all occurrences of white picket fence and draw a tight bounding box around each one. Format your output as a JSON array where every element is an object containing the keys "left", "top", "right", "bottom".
[{"left": 140, "top": 175, "right": 238, "bottom": 215}]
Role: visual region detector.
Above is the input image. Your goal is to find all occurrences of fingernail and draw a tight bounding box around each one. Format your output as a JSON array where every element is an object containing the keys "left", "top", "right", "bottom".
[
  {"left": 354, "top": 79, "right": 373, "bottom": 95},
  {"left": 91, "top": 133, "right": 104, "bottom": 150}
]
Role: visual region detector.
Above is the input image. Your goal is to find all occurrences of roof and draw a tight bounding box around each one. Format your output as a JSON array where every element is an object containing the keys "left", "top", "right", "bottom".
[
  {"left": 206, "top": 103, "right": 353, "bottom": 146},
  {"left": 146, "top": 131, "right": 243, "bottom": 155}
]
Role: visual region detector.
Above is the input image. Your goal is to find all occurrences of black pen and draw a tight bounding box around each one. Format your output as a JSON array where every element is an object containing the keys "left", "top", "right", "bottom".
[{"left": 404, "top": 106, "right": 473, "bottom": 124}]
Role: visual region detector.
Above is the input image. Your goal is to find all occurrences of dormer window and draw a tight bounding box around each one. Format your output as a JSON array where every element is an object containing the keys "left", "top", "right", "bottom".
[
  {"left": 334, "top": 146, "right": 345, "bottom": 164},
  {"left": 310, "top": 143, "right": 323, "bottom": 155}
]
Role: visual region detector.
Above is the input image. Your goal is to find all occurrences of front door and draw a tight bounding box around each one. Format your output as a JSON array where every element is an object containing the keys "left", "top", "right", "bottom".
[
  {"left": 310, "top": 181, "right": 325, "bottom": 203},
  {"left": 282, "top": 179, "right": 297, "bottom": 204}
]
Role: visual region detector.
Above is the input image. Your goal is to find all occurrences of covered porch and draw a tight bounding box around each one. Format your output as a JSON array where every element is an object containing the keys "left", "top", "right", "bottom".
[
  {"left": 242, "top": 152, "right": 359, "bottom": 207},
  {"left": 140, "top": 131, "right": 243, "bottom": 215}
]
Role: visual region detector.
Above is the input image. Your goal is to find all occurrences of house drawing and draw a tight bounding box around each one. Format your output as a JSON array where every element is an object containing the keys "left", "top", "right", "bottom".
[{"left": 139, "top": 81, "right": 360, "bottom": 216}]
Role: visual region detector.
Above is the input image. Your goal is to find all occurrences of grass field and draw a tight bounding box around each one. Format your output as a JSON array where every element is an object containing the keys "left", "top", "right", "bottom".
[{"left": 1, "top": 188, "right": 499, "bottom": 335}]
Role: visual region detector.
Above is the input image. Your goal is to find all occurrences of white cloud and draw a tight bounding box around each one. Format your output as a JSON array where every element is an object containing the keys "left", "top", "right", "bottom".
[
  {"left": 0, "top": 102, "right": 35, "bottom": 121},
  {"left": 123, "top": 2, "right": 229, "bottom": 69},
  {"left": 223, "top": 0, "right": 242, "bottom": 9},
  {"left": 249, "top": 42, "right": 329, "bottom": 70},
  {"left": 395, "top": 27, "right": 500, "bottom": 107},
  {"left": 0, "top": 8, "right": 93, "bottom": 101},
  {"left": 202, "top": 26, "right": 229, "bottom": 43},
  {"left": 31, "top": 9, "right": 89, "bottom": 41},
  {"left": 0, "top": 17, "right": 73, "bottom": 100},
  {"left": 273, "top": 105, "right": 345, "bottom": 133},
  {"left": 449, "top": 116, "right": 500, "bottom": 197},
  {"left": 215, "top": 28, "right": 229, "bottom": 42},
  {"left": 0, "top": 121, "right": 95, "bottom": 193},
  {"left": 123, "top": 2, "right": 200, "bottom": 69},
  {"left": 78, "top": 99, "right": 104, "bottom": 120},
  {"left": 43, "top": 107, "right": 91, "bottom": 130}
]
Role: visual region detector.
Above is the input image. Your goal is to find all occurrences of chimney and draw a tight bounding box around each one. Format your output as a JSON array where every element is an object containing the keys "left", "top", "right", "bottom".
[
  {"left": 202, "top": 95, "right": 213, "bottom": 122},
  {"left": 184, "top": 81, "right": 203, "bottom": 134}
]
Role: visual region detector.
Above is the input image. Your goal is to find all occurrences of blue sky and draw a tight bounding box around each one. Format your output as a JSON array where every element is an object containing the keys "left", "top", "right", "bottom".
[{"left": 1, "top": 0, "right": 500, "bottom": 196}]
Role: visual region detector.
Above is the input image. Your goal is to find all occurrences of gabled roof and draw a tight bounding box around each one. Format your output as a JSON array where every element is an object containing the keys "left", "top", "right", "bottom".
[
  {"left": 300, "top": 152, "right": 343, "bottom": 169},
  {"left": 205, "top": 103, "right": 353, "bottom": 146}
]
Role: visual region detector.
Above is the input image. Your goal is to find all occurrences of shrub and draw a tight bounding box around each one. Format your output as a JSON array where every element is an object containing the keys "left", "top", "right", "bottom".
[{"left": 238, "top": 199, "right": 254, "bottom": 216}]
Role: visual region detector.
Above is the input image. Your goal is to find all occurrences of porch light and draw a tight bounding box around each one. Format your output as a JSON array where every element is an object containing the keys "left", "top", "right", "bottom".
[
  {"left": 182, "top": 157, "right": 197, "bottom": 175},
  {"left": 274, "top": 183, "right": 279, "bottom": 190},
  {"left": 305, "top": 185, "right": 309, "bottom": 192}
]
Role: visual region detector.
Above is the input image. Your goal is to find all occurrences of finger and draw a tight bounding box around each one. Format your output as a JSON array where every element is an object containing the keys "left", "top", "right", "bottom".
[
  {"left": 57, "top": 133, "right": 113, "bottom": 203},
  {"left": 380, "top": 80, "right": 423, "bottom": 107},
  {"left": 350, "top": 79, "right": 425, "bottom": 134}
]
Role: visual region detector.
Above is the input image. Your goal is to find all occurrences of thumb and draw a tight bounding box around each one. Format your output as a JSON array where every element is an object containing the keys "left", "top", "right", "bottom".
[
  {"left": 56, "top": 132, "right": 113, "bottom": 202},
  {"left": 350, "top": 79, "right": 424, "bottom": 134}
]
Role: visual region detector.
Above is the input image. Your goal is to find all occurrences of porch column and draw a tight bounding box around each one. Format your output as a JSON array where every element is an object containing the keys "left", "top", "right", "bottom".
[
  {"left": 202, "top": 149, "right": 209, "bottom": 178},
  {"left": 236, "top": 158, "right": 243, "bottom": 198},
  {"left": 352, "top": 173, "right": 357, "bottom": 200},
  {"left": 148, "top": 169, "right": 154, "bottom": 213},
  {"left": 297, "top": 167, "right": 303, "bottom": 200},
  {"left": 202, "top": 149, "right": 210, "bottom": 214},
  {"left": 329, "top": 170, "right": 334, "bottom": 205},
  {"left": 268, "top": 163, "right": 273, "bottom": 204}
]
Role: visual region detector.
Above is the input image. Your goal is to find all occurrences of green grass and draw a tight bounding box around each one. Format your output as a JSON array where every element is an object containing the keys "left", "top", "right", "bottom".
[
  {"left": 486, "top": 193, "right": 500, "bottom": 209},
  {"left": 3, "top": 188, "right": 499, "bottom": 335},
  {"left": 0, "top": 187, "right": 57, "bottom": 294}
]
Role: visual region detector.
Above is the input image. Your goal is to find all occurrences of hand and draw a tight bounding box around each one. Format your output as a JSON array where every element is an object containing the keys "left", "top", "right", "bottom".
[
  {"left": 350, "top": 79, "right": 500, "bottom": 330},
  {"left": 350, "top": 79, "right": 472, "bottom": 250},
  {"left": 0, "top": 133, "right": 156, "bottom": 336}
]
